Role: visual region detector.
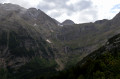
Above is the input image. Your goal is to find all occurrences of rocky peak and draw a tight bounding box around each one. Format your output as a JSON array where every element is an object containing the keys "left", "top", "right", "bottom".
[
  {"left": 22, "top": 8, "right": 57, "bottom": 27},
  {"left": 26, "top": 8, "right": 40, "bottom": 19},
  {"left": 27, "top": 8, "right": 42, "bottom": 14},
  {"left": 62, "top": 19, "right": 75, "bottom": 25}
]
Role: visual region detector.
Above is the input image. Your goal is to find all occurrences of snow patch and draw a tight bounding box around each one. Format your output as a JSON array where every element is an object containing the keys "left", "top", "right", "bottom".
[
  {"left": 46, "top": 39, "right": 52, "bottom": 43},
  {"left": 50, "top": 29, "right": 54, "bottom": 32},
  {"left": 34, "top": 23, "right": 37, "bottom": 26},
  {"left": 58, "top": 24, "right": 63, "bottom": 27}
]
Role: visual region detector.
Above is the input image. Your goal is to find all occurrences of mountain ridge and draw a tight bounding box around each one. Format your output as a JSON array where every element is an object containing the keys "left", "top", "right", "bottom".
[
  {"left": 0, "top": 3, "right": 120, "bottom": 79},
  {"left": 0, "top": 3, "right": 59, "bottom": 70}
]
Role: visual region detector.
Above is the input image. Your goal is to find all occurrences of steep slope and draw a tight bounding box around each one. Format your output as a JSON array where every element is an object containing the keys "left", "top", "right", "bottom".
[
  {"left": 0, "top": 3, "right": 59, "bottom": 73},
  {"left": 51, "top": 33, "right": 120, "bottom": 79},
  {"left": 0, "top": 3, "right": 58, "bottom": 39},
  {"left": 21, "top": 8, "right": 58, "bottom": 38}
]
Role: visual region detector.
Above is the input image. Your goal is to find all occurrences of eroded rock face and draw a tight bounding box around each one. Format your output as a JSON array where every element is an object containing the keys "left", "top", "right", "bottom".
[
  {"left": 0, "top": 3, "right": 58, "bottom": 70},
  {"left": 0, "top": 29, "right": 55, "bottom": 69}
]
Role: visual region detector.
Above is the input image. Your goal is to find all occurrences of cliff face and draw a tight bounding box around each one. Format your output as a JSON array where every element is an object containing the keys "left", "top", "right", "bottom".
[{"left": 0, "top": 3, "right": 58, "bottom": 70}]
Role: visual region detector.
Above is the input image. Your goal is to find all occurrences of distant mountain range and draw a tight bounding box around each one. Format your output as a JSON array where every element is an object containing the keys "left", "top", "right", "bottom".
[{"left": 0, "top": 3, "right": 120, "bottom": 79}]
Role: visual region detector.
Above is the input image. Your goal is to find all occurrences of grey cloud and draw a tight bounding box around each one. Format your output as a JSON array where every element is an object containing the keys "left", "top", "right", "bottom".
[
  {"left": 0, "top": 0, "right": 7, "bottom": 3},
  {"left": 37, "top": 0, "right": 97, "bottom": 23},
  {"left": 75, "top": 0, "right": 93, "bottom": 10},
  {"left": 43, "top": 0, "right": 92, "bottom": 11},
  {"left": 38, "top": 0, "right": 94, "bottom": 13},
  {"left": 50, "top": 12, "right": 63, "bottom": 18},
  {"left": 44, "top": 0, "right": 68, "bottom": 6},
  {"left": 37, "top": 0, "right": 69, "bottom": 11},
  {"left": 79, "top": 9, "right": 98, "bottom": 22},
  {"left": 2, "top": 0, "right": 32, "bottom": 8},
  {"left": 37, "top": 3, "right": 53, "bottom": 11}
]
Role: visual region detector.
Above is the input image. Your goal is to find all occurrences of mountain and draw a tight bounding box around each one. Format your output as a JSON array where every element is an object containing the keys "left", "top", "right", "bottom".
[
  {"left": 52, "top": 11, "right": 120, "bottom": 68},
  {"left": 61, "top": 19, "right": 75, "bottom": 25},
  {"left": 1, "top": 3, "right": 120, "bottom": 79},
  {"left": 0, "top": 3, "right": 59, "bottom": 75},
  {"left": 0, "top": 3, "right": 58, "bottom": 39},
  {"left": 51, "top": 33, "right": 120, "bottom": 79}
]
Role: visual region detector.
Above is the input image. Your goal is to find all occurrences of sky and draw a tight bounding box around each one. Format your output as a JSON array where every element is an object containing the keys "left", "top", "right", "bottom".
[{"left": 0, "top": 0, "right": 120, "bottom": 23}]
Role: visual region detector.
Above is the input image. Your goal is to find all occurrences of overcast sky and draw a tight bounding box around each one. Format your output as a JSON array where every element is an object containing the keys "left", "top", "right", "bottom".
[{"left": 0, "top": 0, "right": 120, "bottom": 23}]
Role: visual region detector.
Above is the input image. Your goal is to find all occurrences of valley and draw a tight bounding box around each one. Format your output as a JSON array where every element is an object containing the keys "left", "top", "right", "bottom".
[{"left": 0, "top": 3, "right": 120, "bottom": 79}]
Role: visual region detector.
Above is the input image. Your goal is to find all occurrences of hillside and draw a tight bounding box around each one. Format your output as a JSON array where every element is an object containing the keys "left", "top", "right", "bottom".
[
  {"left": 0, "top": 3, "right": 59, "bottom": 78},
  {"left": 0, "top": 3, "right": 120, "bottom": 79},
  {"left": 52, "top": 12, "right": 120, "bottom": 67},
  {"left": 50, "top": 33, "right": 120, "bottom": 79}
]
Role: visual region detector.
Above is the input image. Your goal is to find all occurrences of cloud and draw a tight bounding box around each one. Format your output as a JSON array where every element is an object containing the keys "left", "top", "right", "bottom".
[
  {"left": 0, "top": 0, "right": 8, "bottom": 3},
  {"left": 37, "top": 0, "right": 97, "bottom": 23},
  {"left": 37, "top": 0, "right": 94, "bottom": 14},
  {"left": 91, "top": 0, "right": 120, "bottom": 20},
  {"left": 111, "top": 4, "right": 120, "bottom": 13},
  {"left": 112, "top": 4, "right": 120, "bottom": 9},
  {"left": 75, "top": 0, "right": 93, "bottom": 11},
  {"left": 0, "top": 0, "right": 40, "bottom": 8},
  {"left": 8, "top": 0, "right": 31, "bottom": 8},
  {"left": 0, "top": 0, "right": 120, "bottom": 23}
]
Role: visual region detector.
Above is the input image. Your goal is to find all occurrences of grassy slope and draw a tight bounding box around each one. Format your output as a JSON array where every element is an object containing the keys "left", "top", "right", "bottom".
[{"left": 50, "top": 34, "right": 120, "bottom": 79}]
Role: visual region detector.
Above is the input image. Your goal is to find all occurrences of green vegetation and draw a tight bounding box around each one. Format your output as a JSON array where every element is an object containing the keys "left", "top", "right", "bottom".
[
  {"left": 8, "top": 31, "right": 35, "bottom": 57},
  {"left": 17, "top": 33, "right": 120, "bottom": 79},
  {"left": 49, "top": 34, "right": 120, "bottom": 79},
  {"left": 16, "top": 57, "right": 57, "bottom": 79},
  {"left": 52, "top": 52, "right": 120, "bottom": 79},
  {"left": 0, "top": 31, "right": 7, "bottom": 46},
  {"left": 0, "top": 68, "right": 11, "bottom": 79},
  {"left": 0, "top": 33, "right": 114, "bottom": 79},
  {"left": 0, "top": 57, "right": 58, "bottom": 79}
]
